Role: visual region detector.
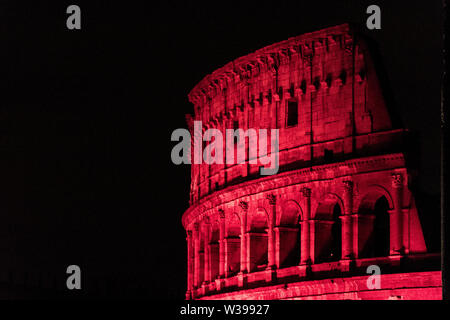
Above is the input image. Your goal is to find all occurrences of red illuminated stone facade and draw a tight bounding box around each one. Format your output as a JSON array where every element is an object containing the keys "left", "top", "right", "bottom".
[{"left": 182, "top": 24, "right": 441, "bottom": 300}]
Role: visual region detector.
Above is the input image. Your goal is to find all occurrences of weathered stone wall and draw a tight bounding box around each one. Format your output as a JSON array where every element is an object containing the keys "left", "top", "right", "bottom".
[
  {"left": 199, "top": 271, "right": 442, "bottom": 300},
  {"left": 187, "top": 24, "right": 395, "bottom": 204},
  {"left": 182, "top": 24, "right": 441, "bottom": 300}
]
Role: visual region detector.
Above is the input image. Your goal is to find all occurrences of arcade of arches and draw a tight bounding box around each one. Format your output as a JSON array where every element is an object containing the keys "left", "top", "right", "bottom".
[{"left": 184, "top": 163, "right": 440, "bottom": 300}]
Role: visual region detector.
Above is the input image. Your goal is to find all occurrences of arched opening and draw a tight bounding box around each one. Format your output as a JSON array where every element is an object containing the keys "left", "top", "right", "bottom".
[
  {"left": 373, "top": 197, "right": 390, "bottom": 256},
  {"left": 276, "top": 201, "right": 301, "bottom": 268},
  {"left": 209, "top": 222, "right": 220, "bottom": 280},
  {"left": 248, "top": 209, "right": 268, "bottom": 272},
  {"left": 329, "top": 204, "right": 342, "bottom": 261},
  {"left": 314, "top": 196, "right": 342, "bottom": 263},
  {"left": 359, "top": 196, "right": 390, "bottom": 258},
  {"left": 225, "top": 213, "right": 241, "bottom": 277},
  {"left": 198, "top": 231, "right": 205, "bottom": 285}
]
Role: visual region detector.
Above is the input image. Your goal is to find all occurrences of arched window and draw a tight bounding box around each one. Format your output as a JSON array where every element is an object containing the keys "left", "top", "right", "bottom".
[
  {"left": 359, "top": 196, "right": 390, "bottom": 258},
  {"left": 248, "top": 209, "right": 268, "bottom": 272},
  {"left": 373, "top": 197, "right": 390, "bottom": 257},
  {"left": 209, "top": 222, "right": 220, "bottom": 280},
  {"left": 276, "top": 201, "right": 302, "bottom": 268},
  {"left": 198, "top": 231, "right": 205, "bottom": 285},
  {"left": 314, "top": 196, "right": 343, "bottom": 263},
  {"left": 329, "top": 204, "right": 342, "bottom": 261},
  {"left": 225, "top": 213, "right": 241, "bottom": 277}
]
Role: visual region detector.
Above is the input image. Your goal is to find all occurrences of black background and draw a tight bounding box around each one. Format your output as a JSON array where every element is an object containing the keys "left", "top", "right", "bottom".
[{"left": 0, "top": 0, "right": 442, "bottom": 299}]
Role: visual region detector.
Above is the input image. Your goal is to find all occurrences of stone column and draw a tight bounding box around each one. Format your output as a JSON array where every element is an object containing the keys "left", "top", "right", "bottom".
[
  {"left": 266, "top": 194, "right": 276, "bottom": 270},
  {"left": 390, "top": 173, "right": 404, "bottom": 255},
  {"left": 193, "top": 223, "right": 200, "bottom": 288},
  {"left": 402, "top": 208, "right": 410, "bottom": 254},
  {"left": 239, "top": 201, "right": 248, "bottom": 273},
  {"left": 309, "top": 220, "right": 317, "bottom": 264},
  {"left": 186, "top": 230, "right": 193, "bottom": 299},
  {"left": 218, "top": 209, "right": 226, "bottom": 278},
  {"left": 351, "top": 213, "right": 360, "bottom": 259},
  {"left": 300, "top": 187, "right": 311, "bottom": 265},
  {"left": 245, "top": 230, "right": 251, "bottom": 272},
  {"left": 203, "top": 217, "right": 211, "bottom": 283},
  {"left": 274, "top": 227, "right": 281, "bottom": 268},
  {"left": 341, "top": 180, "right": 354, "bottom": 260}
]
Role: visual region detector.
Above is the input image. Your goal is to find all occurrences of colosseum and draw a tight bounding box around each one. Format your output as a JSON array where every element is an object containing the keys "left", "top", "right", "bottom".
[{"left": 181, "top": 24, "right": 442, "bottom": 300}]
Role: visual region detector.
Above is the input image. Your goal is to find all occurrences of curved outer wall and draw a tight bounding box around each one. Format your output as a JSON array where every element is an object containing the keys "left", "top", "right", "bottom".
[{"left": 182, "top": 24, "right": 441, "bottom": 300}]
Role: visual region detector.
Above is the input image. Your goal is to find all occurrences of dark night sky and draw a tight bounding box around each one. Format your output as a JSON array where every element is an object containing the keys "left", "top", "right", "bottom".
[{"left": 0, "top": 0, "right": 442, "bottom": 298}]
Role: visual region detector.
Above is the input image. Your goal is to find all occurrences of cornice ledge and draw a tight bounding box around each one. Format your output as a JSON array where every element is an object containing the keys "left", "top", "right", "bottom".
[{"left": 182, "top": 152, "right": 405, "bottom": 228}]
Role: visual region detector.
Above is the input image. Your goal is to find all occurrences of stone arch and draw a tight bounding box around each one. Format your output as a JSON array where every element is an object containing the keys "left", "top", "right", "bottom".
[
  {"left": 249, "top": 208, "right": 269, "bottom": 233},
  {"left": 227, "top": 212, "right": 241, "bottom": 238},
  {"left": 209, "top": 220, "right": 220, "bottom": 280},
  {"left": 278, "top": 200, "right": 303, "bottom": 226},
  {"left": 313, "top": 194, "right": 343, "bottom": 263},
  {"left": 197, "top": 222, "right": 207, "bottom": 285},
  {"left": 209, "top": 220, "right": 218, "bottom": 238},
  {"left": 357, "top": 188, "right": 391, "bottom": 258},
  {"left": 314, "top": 193, "right": 344, "bottom": 220},
  {"left": 357, "top": 185, "right": 394, "bottom": 212},
  {"left": 247, "top": 208, "right": 269, "bottom": 271},
  {"left": 225, "top": 212, "right": 241, "bottom": 276},
  {"left": 276, "top": 200, "right": 302, "bottom": 268}
]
